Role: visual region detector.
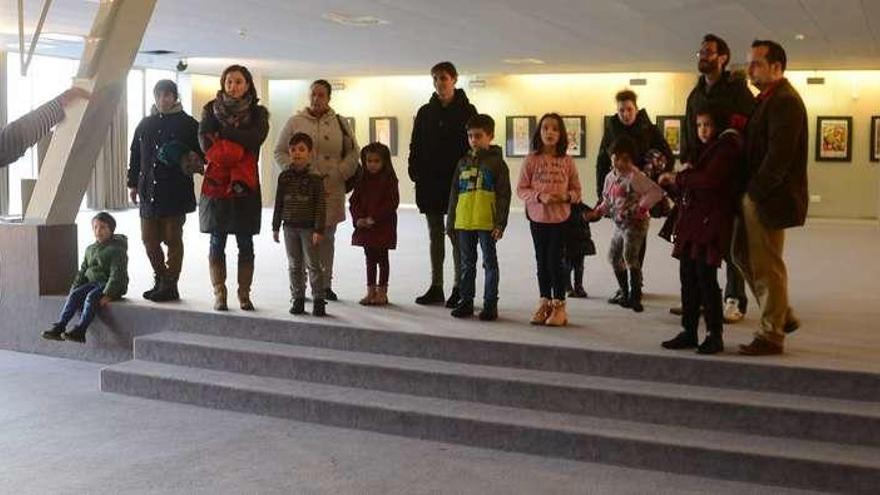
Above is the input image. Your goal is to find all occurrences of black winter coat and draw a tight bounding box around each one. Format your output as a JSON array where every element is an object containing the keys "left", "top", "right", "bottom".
[
  {"left": 127, "top": 110, "right": 201, "bottom": 218},
  {"left": 408, "top": 88, "right": 477, "bottom": 214},
  {"left": 680, "top": 71, "right": 755, "bottom": 166},
  {"left": 744, "top": 79, "right": 808, "bottom": 229},
  {"left": 198, "top": 100, "right": 270, "bottom": 236},
  {"left": 563, "top": 202, "right": 597, "bottom": 258},
  {"left": 595, "top": 109, "right": 674, "bottom": 201}
]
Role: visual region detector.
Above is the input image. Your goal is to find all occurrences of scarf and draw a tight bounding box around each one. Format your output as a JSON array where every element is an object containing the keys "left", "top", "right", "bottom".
[
  {"left": 212, "top": 91, "right": 254, "bottom": 128},
  {"left": 150, "top": 101, "right": 184, "bottom": 116}
]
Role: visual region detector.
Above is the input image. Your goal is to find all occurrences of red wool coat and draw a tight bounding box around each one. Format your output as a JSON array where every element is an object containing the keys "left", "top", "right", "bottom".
[
  {"left": 349, "top": 171, "right": 399, "bottom": 249},
  {"left": 672, "top": 130, "right": 743, "bottom": 267},
  {"left": 201, "top": 139, "right": 259, "bottom": 199}
]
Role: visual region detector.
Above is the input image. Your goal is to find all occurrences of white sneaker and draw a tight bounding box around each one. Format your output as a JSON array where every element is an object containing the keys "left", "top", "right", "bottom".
[{"left": 723, "top": 298, "right": 744, "bottom": 323}]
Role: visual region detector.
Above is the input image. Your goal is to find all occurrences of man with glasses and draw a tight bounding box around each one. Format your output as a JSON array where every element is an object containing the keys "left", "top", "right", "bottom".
[{"left": 674, "top": 34, "right": 755, "bottom": 323}]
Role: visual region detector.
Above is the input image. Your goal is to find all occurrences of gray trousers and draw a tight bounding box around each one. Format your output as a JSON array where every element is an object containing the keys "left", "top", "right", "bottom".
[
  {"left": 426, "top": 212, "right": 460, "bottom": 288},
  {"left": 284, "top": 226, "right": 324, "bottom": 300},
  {"left": 608, "top": 220, "right": 649, "bottom": 271},
  {"left": 317, "top": 223, "right": 337, "bottom": 291}
]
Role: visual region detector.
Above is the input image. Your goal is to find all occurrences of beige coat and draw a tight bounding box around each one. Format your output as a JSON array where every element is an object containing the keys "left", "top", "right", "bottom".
[{"left": 273, "top": 107, "right": 359, "bottom": 225}]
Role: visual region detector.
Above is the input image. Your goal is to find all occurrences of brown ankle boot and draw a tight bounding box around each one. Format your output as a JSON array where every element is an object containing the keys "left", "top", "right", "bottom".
[
  {"left": 529, "top": 298, "right": 551, "bottom": 325},
  {"left": 360, "top": 286, "right": 376, "bottom": 305},
  {"left": 374, "top": 286, "right": 388, "bottom": 305},
  {"left": 209, "top": 256, "right": 227, "bottom": 311},
  {"left": 237, "top": 259, "right": 255, "bottom": 311},
  {"left": 545, "top": 299, "right": 568, "bottom": 327}
]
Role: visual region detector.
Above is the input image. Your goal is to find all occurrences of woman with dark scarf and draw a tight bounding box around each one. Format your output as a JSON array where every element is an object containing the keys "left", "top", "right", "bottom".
[{"left": 198, "top": 65, "right": 269, "bottom": 312}]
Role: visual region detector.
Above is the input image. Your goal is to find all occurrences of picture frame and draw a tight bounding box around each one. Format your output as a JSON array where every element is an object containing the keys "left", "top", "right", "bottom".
[
  {"left": 870, "top": 116, "right": 880, "bottom": 163},
  {"left": 656, "top": 115, "right": 685, "bottom": 159},
  {"left": 816, "top": 116, "right": 853, "bottom": 162},
  {"left": 562, "top": 115, "right": 586, "bottom": 158},
  {"left": 369, "top": 117, "right": 398, "bottom": 156},
  {"left": 505, "top": 116, "right": 536, "bottom": 157}
]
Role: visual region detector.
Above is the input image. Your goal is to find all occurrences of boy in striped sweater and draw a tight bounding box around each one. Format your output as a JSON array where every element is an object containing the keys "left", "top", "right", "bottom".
[{"left": 272, "top": 133, "right": 328, "bottom": 316}]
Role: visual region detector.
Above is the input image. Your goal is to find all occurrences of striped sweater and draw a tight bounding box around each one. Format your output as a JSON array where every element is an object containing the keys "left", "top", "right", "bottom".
[
  {"left": 0, "top": 97, "right": 65, "bottom": 167},
  {"left": 272, "top": 165, "right": 327, "bottom": 233}
]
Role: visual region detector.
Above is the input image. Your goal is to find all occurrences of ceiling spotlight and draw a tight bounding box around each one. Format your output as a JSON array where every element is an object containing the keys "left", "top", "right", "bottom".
[
  {"left": 795, "top": 34, "right": 806, "bottom": 41},
  {"left": 323, "top": 12, "right": 390, "bottom": 27}
]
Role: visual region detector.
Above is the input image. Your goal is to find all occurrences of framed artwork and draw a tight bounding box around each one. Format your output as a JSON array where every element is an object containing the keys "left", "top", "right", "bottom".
[
  {"left": 342, "top": 116, "right": 355, "bottom": 135},
  {"left": 369, "top": 117, "right": 398, "bottom": 156},
  {"left": 816, "top": 116, "right": 852, "bottom": 162},
  {"left": 870, "top": 116, "right": 880, "bottom": 163},
  {"left": 505, "top": 116, "right": 536, "bottom": 157},
  {"left": 656, "top": 115, "right": 685, "bottom": 158},
  {"left": 562, "top": 115, "right": 586, "bottom": 158}
]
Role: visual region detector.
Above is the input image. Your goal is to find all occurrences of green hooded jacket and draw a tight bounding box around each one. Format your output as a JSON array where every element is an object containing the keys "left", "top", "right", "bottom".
[{"left": 71, "top": 234, "right": 129, "bottom": 299}]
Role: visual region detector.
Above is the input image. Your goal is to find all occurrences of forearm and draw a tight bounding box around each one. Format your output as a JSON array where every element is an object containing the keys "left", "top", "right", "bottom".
[{"left": 0, "top": 97, "right": 64, "bottom": 167}]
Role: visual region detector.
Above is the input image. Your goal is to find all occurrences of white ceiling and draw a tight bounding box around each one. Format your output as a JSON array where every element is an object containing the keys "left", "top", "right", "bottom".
[{"left": 2, "top": 0, "right": 879, "bottom": 78}]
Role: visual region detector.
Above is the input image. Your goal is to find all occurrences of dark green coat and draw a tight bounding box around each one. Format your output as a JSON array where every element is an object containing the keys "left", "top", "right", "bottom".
[{"left": 72, "top": 235, "right": 129, "bottom": 299}]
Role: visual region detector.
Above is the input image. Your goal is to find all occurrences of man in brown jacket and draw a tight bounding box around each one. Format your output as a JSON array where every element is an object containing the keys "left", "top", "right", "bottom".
[{"left": 734, "top": 40, "right": 808, "bottom": 356}]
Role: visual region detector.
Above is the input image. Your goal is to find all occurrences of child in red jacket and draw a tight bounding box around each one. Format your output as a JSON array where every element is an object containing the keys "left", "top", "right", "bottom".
[{"left": 349, "top": 142, "right": 400, "bottom": 305}]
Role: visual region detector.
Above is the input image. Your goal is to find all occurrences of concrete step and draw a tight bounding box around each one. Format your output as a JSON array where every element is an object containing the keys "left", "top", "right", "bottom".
[
  {"left": 134, "top": 331, "right": 880, "bottom": 447},
  {"left": 101, "top": 359, "right": 880, "bottom": 494},
  {"left": 171, "top": 313, "right": 880, "bottom": 402}
]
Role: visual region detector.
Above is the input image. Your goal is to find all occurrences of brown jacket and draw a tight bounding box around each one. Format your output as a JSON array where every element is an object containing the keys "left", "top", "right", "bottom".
[{"left": 744, "top": 78, "right": 808, "bottom": 229}]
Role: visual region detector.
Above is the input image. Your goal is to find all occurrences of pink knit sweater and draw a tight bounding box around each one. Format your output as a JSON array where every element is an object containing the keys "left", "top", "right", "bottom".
[{"left": 516, "top": 153, "right": 582, "bottom": 224}]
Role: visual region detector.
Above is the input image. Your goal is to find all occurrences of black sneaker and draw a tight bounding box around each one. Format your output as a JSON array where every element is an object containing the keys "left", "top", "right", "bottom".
[
  {"left": 289, "top": 298, "right": 305, "bottom": 315},
  {"left": 415, "top": 285, "right": 444, "bottom": 305},
  {"left": 697, "top": 334, "right": 724, "bottom": 355},
  {"left": 661, "top": 331, "right": 698, "bottom": 350},
  {"left": 607, "top": 290, "right": 627, "bottom": 305},
  {"left": 325, "top": 288, "right": 338, "bottom": 301},
  {"left": 445, "top": 287, "right": 461, "bottom": 308},
  {"left": 478, "top": 302, "right": 498, "bottom": 321},
  {"left": 62, "top": 325, "right": 86, "bottom": 344},
  {"left": 313, "top": 299, "right": 327, "bottom": 317},
  {"left": 41, "top": 324, "right": 66, "bottom": 341},
  {"left": 450, "top": 300, "right": 474, "bottom": 318},
  {"left": 571, "top": 286, "right": 588, "bottom": 298}
]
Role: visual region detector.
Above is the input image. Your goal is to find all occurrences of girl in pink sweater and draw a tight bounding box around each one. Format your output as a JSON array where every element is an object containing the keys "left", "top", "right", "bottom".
[{"left": 517, "top": 113, "right": 582, "bottom": 327}]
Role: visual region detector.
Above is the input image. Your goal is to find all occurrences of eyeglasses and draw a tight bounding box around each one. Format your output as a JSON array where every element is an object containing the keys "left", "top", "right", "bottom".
[{"left": 696, "top": 49, "right": 718, "bottom": 59}]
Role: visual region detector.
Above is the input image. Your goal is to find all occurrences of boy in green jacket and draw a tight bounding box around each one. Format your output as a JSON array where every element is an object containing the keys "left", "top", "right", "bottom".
[
  {"left": 42, "top": 212, "right": 129, "bottom": 343},
  {"left": 446, "top": 114, "right": 511, "bottom": 321}
]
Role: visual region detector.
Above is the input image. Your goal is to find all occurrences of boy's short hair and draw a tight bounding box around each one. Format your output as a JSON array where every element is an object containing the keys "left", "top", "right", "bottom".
[
  {"left": 430, "top": 61, "right": 458, "bottom": 79},
  {"left": 92, "top": 211, "right": 116, "bottom": 232},
  {"left": 289, "top": 132, "right": 314, "bottom": 150},
  {"left": 608, "top": 135, "right": 638, "bottom": 161},
  {"left": 466, "top": 114, "right": 495, "bottom": 135},
  {"left": 615, "top": 89, "right": 638, "bottom": 106}
]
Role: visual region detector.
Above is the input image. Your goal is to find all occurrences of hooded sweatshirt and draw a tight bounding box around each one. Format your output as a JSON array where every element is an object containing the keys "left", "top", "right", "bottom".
[{"left": 71, "top": 234, "right": 129, "bottom": 299}]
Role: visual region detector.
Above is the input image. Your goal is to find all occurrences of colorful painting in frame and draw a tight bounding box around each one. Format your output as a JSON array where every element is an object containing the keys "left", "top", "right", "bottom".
[
  {"left": 656, "top": 115, "right": 685, "bottom": 158},
  {"left": 816, "top": 116, "right": 852, "bottom": 162},
  {"left": 562, "top": 115, "right": 586, "bottom": 158}
]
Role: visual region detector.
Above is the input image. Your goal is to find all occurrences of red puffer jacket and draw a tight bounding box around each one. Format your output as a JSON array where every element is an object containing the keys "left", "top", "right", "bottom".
[{"left": 201, "top": 139, "right": 259, "bottom": 199}]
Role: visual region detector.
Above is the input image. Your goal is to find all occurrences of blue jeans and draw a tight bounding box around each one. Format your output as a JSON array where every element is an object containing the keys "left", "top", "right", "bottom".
[
  {"left": 209, "top": 233, "right": 254, "bottom": 261},
  {"left": 56, "top": 282, "right": 104, "bottom": 330},
  {"left": 457, "top": 230, "right": 498, "bottom": 303}
]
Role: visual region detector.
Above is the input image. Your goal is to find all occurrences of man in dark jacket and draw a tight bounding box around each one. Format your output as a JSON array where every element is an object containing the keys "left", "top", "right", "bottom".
[
  {"left": 408, "top": 61, "right": 477, "bottom": 307},
  {"left": 678, "top": 33, "right": 756, "bottom": 323},
  {"left": 127, "top": 80, "right": 202, "bottom": 302},
  {"left": 734, "top": 40, "right": 808, "bottom": 356}
]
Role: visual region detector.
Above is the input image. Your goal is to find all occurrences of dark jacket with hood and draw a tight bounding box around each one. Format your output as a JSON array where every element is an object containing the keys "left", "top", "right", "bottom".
[
  {"left": 127, "top": 105, "right": 202, "bottom": 218},
  {"left": 198, "top": 100, "right": 269, "bottom": 236},
  {"left": 681, "top": 71, "right": 755, "bottom": 166},
  {"left": 595, "top": 108, "right": 674, "bottom": 201},
  {"left": 408, "top": 88, "right": 477, "bottom": 214},
  {"left": 743, "top": 78, "right": 809, "bottom": 230}
]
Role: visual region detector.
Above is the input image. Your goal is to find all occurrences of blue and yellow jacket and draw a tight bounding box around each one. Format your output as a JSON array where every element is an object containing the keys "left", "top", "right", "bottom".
[{"left": 446, "top": 145, "right": 511, "bottom": 233}]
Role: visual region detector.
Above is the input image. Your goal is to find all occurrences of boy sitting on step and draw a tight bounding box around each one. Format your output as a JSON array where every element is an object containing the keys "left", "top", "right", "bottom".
[{"left": 42, "top": 212, "right": 129, "bottom": 344}]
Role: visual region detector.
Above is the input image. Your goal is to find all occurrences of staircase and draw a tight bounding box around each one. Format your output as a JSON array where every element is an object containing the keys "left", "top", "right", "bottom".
[{"left": 101, "top": 318, "right": 880, "bottom": 493}]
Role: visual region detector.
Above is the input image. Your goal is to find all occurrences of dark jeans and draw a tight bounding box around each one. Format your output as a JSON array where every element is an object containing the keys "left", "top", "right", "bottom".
[
  {"left": 364, "top": 247, "right": 390, "bottom": 287},
  {"left": 425, "top": 212, "right": 460, "bottom": 288},
  {"left": 457, "top": 230, "right": 499, "bottom": 303},
  {"left": 209, "top": 233, "right": 254, "bottom": 262},
  {"left": 530, "top": 222, "right": 566, "bottom": 300},
  {"left": 566, "top": 254, "right": 585, "bottom": 289},
  {"left": 680, "top": 257, "right": 723, "bottom": 335},
  {"left": 56, "top": 282, "right": 104, "bottom": 330}
]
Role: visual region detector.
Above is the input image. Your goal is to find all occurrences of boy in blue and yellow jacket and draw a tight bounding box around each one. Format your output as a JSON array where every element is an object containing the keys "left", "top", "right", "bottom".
[{"left": 446, "top": 114, "right": 511, "bottom": 321}]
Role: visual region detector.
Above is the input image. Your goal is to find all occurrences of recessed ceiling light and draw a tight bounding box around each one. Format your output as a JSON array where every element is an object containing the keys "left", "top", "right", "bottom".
[
  {"left": 323, "top": 12, "right": 389, "bottom": 27},
  {"left": 795, "top": 34, "right": 806, "bottom": 41},
  {"left": 503, "top": 58, "right": 545, "bottom": 65}
]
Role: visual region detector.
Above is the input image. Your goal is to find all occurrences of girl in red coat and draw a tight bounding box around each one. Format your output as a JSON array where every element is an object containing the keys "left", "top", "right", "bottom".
[
  {"left": 350, "top": 142, "right": 400, "bottom": 305},
  {"left": 659, "top": 102, "right": 742, "bottom": 355}
]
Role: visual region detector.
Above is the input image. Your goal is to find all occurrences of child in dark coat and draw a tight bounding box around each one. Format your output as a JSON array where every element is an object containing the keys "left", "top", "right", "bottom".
[
  {"left": 563, "top": 202, "right": 598, "bottom": 298},
  {"left": 350, "top": 142, "right": 400, "bottom": 305}
]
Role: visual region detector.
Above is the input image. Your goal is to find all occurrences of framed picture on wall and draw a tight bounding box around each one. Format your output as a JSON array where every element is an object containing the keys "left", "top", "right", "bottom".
[
  {"left": 816, "top": 116, "right": 852, "bottom": 162},
  {"left": 870, "top": 116, "right": 880, "bottom": 163},
  {"left": 369, "top": 117, "right": 398, "bottom": 156},
  {"left": 562, "top": 115, "right": 586, "bottom": 158},
  {"left": 505, "top": 116, "right": 536, "bottom": 157},
  {"left": 656, "top": 115, "right": 685, "bottom": 158}
]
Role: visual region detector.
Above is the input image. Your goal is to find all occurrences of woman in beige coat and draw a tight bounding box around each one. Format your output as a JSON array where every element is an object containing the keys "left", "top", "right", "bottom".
[{"left": 273, "top": 79, "right": 359, "bottom": 300}]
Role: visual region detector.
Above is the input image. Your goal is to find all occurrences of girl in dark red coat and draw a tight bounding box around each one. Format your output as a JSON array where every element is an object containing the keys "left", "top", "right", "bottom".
[
  {"left": 350, "top": 142, "right": 399, "bottom": 305},
  {"left": 659, "top": 103, "right": 742, "bottom": 355}
]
